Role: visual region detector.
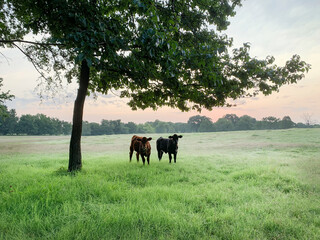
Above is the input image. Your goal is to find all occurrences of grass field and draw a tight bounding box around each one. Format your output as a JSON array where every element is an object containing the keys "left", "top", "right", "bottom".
[{"left": 0, "top": 129, "right": 319, "bottom": 239}]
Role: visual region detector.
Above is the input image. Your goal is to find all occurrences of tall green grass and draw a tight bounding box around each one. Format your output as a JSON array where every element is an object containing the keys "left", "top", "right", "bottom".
[{"left": 0, "top": 129, "right": 319, "bottom": 239}]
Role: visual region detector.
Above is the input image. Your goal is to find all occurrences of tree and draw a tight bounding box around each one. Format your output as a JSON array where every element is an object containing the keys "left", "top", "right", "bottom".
[
  {"left": 188, "top": 115, "right": 213, "bottom": 132},
  {"left": 224, "top": 114, "right": 239, "bottom": 126},
  {"left": 235, "top": 115, "right": 256, "bottom": 130},
  {"left": 136, "top": 123, "right": 155, "bottom": 134},
  {"left": 34, "top": 114, "right": 54, "bottom": 135},
  {"left": 198, "top": 118, "right": 215, "bottom": 132},
  {"left": 154, "top": 120, "right": 175, "bottom": 133},
  {"left": 81, "top": 121, "right": 92, "bottom": 136},
  {"left": 0, "top": 78, "right": 14, "bottom": 117},
  {"left": 111, "top": 120, "right": 123, "bottom": 134},
  {"left": 302, "top": 113, "right": 314, "bottom": 126},
  {"left": 126, "top": 122, "right": 137, "bottom": 134},
  {"left": 61, "top": 121, "right": 72, "bottom": 135},
  {"left": 281, "top": 116, "right": 294, "bottom": 129},
  {"left": 0, "top": 105, "right": 18, "bottom": 135},
  {"left": 261, "top": 116, "right": 280, "bottom": 129},
  {"left": 17, "top": 114, "right": 38, "bottom": 135},
  {"left": 100, "top": 120, "right": 115, "bottom": 135},
  {"left": 89, "top": 122, "right": 102, "bottom": 135},
  {"left": 173, "top": 122, "right": 190, "bottom": 133},
  {"left": 214, "top": 118, "right": 233, "bottom": 131},
  {"left": 1, "top": 1, "right": 311, "bottom": 171}
]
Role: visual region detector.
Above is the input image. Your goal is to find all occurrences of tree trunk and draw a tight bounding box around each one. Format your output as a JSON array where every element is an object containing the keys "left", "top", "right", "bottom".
[{"left": 68, "top": 60, "right": 90, "bottom": 172}]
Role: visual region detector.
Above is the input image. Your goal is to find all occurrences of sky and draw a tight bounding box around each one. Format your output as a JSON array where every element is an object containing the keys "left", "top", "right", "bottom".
[{"left": 1, "top": 0, "right": 319, "bottom": 124}]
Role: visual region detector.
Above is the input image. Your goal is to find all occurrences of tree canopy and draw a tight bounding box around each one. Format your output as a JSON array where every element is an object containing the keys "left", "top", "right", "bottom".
[
  {"left": 0, "top": 0, "right": 311, "bottom": 171},
  {"left": 1, "top": 0, "right": 311, "bottom": 110}
]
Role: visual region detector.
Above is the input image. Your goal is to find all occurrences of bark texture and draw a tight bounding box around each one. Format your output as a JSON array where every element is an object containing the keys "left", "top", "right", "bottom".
[{"left": 68, "top": 60, "right": 90, "bottom": 172}]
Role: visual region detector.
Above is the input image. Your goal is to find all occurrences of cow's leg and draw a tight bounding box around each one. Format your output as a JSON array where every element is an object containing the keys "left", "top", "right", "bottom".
[
  {"left": 147, "top": 155, "right": 150, "bottom": 165},
  {"left": 169, "top": 153, "right": 172, "bottom": 163},
  {"left": 136, "top": 152, "right": 139, "bottom": 162},
  {"left": 174, "top": 153, "right": 177, "bottom": 163},
  {"left": 129, "top": 147, "right": 133, "bottom": 162},
  {"left": 141, "top": 155, "right": 146, "bottom": 165},
  {"left": 158, "top": 150, "right": 163, "bottom": 161}
]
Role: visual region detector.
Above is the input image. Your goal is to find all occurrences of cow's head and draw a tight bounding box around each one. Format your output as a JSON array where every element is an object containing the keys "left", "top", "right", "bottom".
[
  {"left": 137, "top": 137, "right": 152, "bottom": 154},
  {"left": 168, "top": 134, "right": 183, "bottom": 146}
]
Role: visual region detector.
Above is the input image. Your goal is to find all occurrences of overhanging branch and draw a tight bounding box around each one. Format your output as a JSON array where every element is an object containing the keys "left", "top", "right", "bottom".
[
  {"left": 0, "top": 39, "right": 65, "bottom": 46},
  {"left": 12, "top": 42, "right": 50, "bottom": 81}
]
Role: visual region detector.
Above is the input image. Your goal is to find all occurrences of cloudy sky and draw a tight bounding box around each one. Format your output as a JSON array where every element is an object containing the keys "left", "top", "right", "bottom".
[{"left": 1, "top": 0, "right": 319, "bottom": 124}]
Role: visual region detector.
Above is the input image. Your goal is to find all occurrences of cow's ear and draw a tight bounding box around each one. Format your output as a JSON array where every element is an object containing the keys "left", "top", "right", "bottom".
[
  {"left": 137, "top": 139, "right": 141, "bottom": 141},
  {"left": 178, "top": 135, "right": 183, "bottom": 138},
  {"left": 147, "top": 137, "right": 152, "bottom": 141},
  {"left": 169, "top": 136, "right": 173, "bottom": 138}
]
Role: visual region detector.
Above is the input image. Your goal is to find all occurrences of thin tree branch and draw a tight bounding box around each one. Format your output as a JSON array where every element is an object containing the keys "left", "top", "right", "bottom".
[
  {"left": 0, "top": 51, "right": 11, "bottom": 65},
  {"left": 12, "top": 43, "right": 50, "bottom": 81},
  {"left": 0, "top": 39, "right": 65, "bottom": 46}
]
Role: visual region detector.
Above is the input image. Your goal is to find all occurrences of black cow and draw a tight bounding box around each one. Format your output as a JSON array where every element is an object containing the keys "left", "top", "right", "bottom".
[{"left": 156, "top": 134, "right": 183, "bottom": 163}]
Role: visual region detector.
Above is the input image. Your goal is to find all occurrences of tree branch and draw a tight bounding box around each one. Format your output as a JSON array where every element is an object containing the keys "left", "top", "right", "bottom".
[
  {"left": 0, "top": 51, "right": 11, "bottom": 65},
  {"left": 0, "top": 39, "right": 65, "bottom": 46},
  {"left": 12, "top": 43, "right": 50, "bottom": 81}
]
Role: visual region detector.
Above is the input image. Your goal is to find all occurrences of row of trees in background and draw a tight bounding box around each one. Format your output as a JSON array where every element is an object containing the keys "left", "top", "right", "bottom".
[
  {"left": 0, "top": 105, "right": 71, "bottom": 135},
  {"left": 1, "top": 105, "right": 318, "bottom": 136},
  {"left": 81, "top": 114, "right": 316, "bottom": 135}
]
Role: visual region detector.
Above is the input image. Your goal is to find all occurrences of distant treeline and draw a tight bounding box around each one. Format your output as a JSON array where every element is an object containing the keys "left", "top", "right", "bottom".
[
  {"left": 0, "top": 106, "right": 71, "bottom": 135},
  {"left": 0, "top": 105, "right": 319, "bottom": 136}
]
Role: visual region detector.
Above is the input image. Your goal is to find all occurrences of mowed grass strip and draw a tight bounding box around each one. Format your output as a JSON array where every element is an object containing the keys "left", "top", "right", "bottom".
[{"left": 0, "top": 129, "right": 319, "bottom": 239}]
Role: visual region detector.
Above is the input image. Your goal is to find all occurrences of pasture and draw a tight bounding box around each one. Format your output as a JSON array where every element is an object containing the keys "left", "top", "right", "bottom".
[{"left": 0, "top": 129, "right": 319, "bottom": 239}]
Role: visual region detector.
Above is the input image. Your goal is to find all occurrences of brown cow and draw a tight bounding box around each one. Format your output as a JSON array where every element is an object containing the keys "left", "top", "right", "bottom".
[{"left": 129, "top": 135, "right": 152, "bottom": 165}]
